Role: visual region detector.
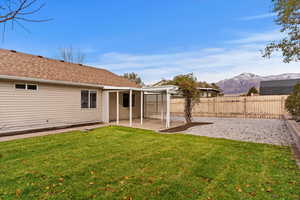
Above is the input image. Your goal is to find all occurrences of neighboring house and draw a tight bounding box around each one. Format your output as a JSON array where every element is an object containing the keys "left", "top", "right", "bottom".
[
  {"left": 0, "top": 49, "right": 173, "bottom": 135},
  {"left": 260, "top": 79, "right": 300, "bottom": 95},
  {"left": 198, "top": 88, "right": 222, "bottom": 98},
  {"left": 152, "top": 81, "right": 222, "bottom": 98}
]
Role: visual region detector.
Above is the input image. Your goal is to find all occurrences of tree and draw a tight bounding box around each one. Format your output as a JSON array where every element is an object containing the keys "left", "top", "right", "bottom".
[
  {"left": 169, "top": 73, "right": 200, "bottom": 124},
  {"left": 0, "top": 0, "right": 49, "bottom": 32},
  {"left": 263, "top": 0, "right": 300, "bottom": 63},
  {"left": 58, "top": 46, "right": 86, "bottom": 64},
  {"left": 247, "top": 87, "right": 259, "bottom": 96},
  {"left": 285, "top": 83, "right": 300, "bottom": 120},
  {"left": 123, "top": 72, "right": 144, "bottom": 86},
  {"left": 211, "top": 83, "right": 221, "bottom": 90}
]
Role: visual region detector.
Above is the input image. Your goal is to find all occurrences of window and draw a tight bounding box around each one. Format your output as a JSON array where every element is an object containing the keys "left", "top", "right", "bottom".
[
  {"left": 81, "top": 90, "right": 89, "bottom": 108},
  {"left": 123, "top": 93, "right": 135, "bottom": 108},
  {"left": 15, "top": 83, "right": 37, "bottom": 90},
  {"left": 81, "top": 90, "right": 97, "bottom": 109},
  {"left": 90, "top": 91, "right": 97, "bottom": 108},
  {"left": 15, "top": 84, "right": 26, "bottom": 89},
  {"left": 27, "top": 84, "right": 37, "bottom": 90}
]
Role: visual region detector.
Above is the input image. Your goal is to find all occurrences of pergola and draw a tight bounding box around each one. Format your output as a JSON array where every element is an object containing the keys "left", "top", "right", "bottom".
[{"left": 102, "top": 86, "right": 177, "bottom": 129}]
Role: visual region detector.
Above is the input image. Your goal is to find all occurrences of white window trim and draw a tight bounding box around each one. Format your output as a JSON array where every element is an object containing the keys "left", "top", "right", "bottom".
[
  {"left": 15, "top": 83, "right": 38, "bottom": 91},
  {"left": 81, "top": 90, "right": 97, "bottom": 109}
]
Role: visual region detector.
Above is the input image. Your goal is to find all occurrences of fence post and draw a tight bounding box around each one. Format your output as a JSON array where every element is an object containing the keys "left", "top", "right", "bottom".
[
  {"left": 281, "top": 96, "right": 285, "bottom": 119},
  {"left": 213, "top": 98, "right": 216, "bottom": 118},
  {"left": 244, "top": 97, "right": 247, "bottom": 118}
]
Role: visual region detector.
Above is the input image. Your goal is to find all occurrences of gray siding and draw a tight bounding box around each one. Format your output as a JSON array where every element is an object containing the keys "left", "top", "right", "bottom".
[
  {"left": 260, "top": 79, "right": 300, "bottom": 95},
  {"left": 0, "top": 80, "right": 102, "bottom": 135}
]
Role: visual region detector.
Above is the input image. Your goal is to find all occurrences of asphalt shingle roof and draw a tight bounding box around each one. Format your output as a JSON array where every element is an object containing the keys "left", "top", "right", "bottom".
[{"left": 0, "top": 49, "right": 139, "bottom": 88}]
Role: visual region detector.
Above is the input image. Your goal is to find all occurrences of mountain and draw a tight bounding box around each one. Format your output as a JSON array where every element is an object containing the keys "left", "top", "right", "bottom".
[{"left": 217, "top": 73, "right": 300, "bottom": 94}]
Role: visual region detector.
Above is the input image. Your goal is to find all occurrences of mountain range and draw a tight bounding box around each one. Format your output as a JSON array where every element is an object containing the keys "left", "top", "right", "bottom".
[{"left": 216, "top": 73, "right": 300, "bottom": 94}]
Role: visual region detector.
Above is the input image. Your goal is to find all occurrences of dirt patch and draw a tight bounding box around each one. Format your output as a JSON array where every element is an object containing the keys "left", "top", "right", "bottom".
[{"left": 160, "top": 122, "right": 213, "bottom": 133}]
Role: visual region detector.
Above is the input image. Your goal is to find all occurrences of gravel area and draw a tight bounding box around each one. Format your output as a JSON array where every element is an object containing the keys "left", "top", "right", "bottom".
[{"left": 172, "top": 117, "right": 294, "bottom": 146}]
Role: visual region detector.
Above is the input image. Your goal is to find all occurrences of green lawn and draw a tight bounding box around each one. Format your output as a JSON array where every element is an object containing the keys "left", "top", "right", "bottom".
[{"left": 0, "top": 126, "right": 299, "bottom": 200}]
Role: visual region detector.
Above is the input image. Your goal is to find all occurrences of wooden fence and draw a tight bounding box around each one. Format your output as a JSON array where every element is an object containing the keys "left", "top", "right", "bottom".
[{"left": 171, "top": 95, "right": 289, "bottom": 119}]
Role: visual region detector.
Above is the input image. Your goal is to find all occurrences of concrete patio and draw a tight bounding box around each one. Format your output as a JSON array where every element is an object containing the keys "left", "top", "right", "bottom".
[{"left": 109, "top": 119, "right": 184, "bottom": 131}]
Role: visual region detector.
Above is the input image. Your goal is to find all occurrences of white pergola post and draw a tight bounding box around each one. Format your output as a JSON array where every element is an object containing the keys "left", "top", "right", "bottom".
[
  {"left": 160, "top": 93, "right": 164, "bottom": 122},
  {"left": 129, "top": 90, "right": 133, "bottom": 127},
  {"left": 166, "top": 90, "right": 171, "bottom": 128},
  {"left": 102, "top": 91, "right": 110, "bottom": 123},
  {"left": 116, "top": 91, "right": 119, "bottom": 125},
  {"left": 140, "top": 91, "right": 144, "bottom": 125}
]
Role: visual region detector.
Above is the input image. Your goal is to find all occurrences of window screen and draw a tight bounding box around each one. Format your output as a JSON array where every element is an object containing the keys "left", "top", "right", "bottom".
[
  {"left": 81, "top": 90, "right": 89, "bottom": 108},
  {"left": 90, "top": 91, "right": 97, "bottom": 108},
  {"left": 15, "top": 84, "right": 26, "bottom": 89},
  {"left": 27, "top": 84, "right": 37, "bottom": 90}
]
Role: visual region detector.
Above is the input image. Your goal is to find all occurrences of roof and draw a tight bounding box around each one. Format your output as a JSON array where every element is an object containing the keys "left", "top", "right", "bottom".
[
  {"left": 197, "top": 87, "right": 221, "bottom": 92},
  {"left": 0, "top": 49, "right": 139, "bottom": 88},
  {"left": 152, "top": 80, "right": 169, "bottom": 87}
]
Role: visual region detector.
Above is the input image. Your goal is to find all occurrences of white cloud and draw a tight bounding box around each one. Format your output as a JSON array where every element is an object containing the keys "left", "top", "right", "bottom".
[
  {"left": 240, "top": 13, "right": 276, "bottom": 21},
  {"left": 91, "top": 30, "right": 299, "bottom": 84},
  {"left": 227, "top": 30, "right": 284, "bottom": 44}
]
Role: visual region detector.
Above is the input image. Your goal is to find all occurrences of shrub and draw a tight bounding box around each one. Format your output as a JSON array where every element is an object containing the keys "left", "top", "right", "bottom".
[
  {"left": 285, "top": 83, "right": 300, "bottom": 120},
  {"left": 247, "top": 87, "right": 259, "bottom": 96}
]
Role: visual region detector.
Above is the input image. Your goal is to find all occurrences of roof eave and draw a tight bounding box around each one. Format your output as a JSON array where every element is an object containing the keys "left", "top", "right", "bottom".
[{"left": 0, "top": 75, "right": 104, "bottom": 89}]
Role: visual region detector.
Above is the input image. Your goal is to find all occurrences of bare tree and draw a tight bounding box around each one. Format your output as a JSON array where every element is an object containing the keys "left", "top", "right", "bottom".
[
  {"left": 58, "top": 46, "right": 86, "bottom": 64},
  {"left": 0, "top": 0, "right": 49, "bottom": 32}
]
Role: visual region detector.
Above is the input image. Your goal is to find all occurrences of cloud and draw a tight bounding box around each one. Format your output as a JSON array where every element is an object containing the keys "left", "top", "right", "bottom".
[
  {"left": 91, "top": 30, "right": 298, "bottom": 84},
  {"left": 227, "top": 30, "right": 284, "bottom": 44},
  {"left": 239, "top": 13, "right": 276, "bottom": 21}
]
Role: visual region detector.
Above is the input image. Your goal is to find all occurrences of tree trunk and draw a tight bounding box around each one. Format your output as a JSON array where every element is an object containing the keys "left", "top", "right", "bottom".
[{"left": 184, "top": 97, "right": 192, "bottom": 124}]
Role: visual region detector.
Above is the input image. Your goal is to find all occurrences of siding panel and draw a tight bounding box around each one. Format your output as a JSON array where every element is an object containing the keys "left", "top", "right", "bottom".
[{"left": 0, "top": 80, "right": 102, "bottom": 134}]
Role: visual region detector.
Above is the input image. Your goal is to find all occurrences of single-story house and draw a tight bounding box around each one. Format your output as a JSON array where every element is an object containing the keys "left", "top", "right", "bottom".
[
  {"left": 152, "top": 80, "right": 222, "bottom": 98},
  {"left": 260, "top": 79, "right": 300, "bottom": 95},
  {"left": 0, "top": 49, "right": 173, "bottom": 135},
  {"left": 197, "top": 87, "right": 222, "bottom": 98}
]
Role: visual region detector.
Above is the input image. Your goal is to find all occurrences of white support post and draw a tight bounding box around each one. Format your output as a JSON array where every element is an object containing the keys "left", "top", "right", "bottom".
[
  {"left": 141, "top": 91, "right": 144, "bottom": 125},
  {"left": 129, "top": 90, "right": 133, "bottom": 127},
  {"left": 166, "top": 90, "right": 170, "bottom": 128},
  {"left": 160, "top": 93, "right": 164, "bottom": 122},
  {"left": 116, "top": 91, "right": 119, "bottom": 125},
  {"left": 102, "top": 91, "right": 110, "bottom": 123}
]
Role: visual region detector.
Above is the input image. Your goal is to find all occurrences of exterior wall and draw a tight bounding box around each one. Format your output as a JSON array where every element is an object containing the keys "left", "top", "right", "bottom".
[
  {"left": 109, "top": 91, "right": 141, "bottom": 121},
  {"left": 0, "top": 79, "right": 102, "bottom": 134}
]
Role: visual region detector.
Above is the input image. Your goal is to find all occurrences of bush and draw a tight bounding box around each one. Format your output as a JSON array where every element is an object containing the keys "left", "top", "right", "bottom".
[
  {"left": 247, "top": 87, "right": 259, "bottom": 96},
  {"left": 285, "top": 83, "right": 300, "bottom": 120}
]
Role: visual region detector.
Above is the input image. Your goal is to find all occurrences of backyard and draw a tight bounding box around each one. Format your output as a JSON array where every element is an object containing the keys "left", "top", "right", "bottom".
[{"left": 0, "top": 126, "right": 299, "bottom": 200}]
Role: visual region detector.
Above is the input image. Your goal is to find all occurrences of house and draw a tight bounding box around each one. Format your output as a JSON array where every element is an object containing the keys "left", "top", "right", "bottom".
[
  {"left": 260, "top": 79, "right": 300, "bottom": 95},
  {"left": 0, "top": 49, "right": 173, "bottom": 135},
  {"left": 198, "top": 87, "right": 222, "bottom": 98}
]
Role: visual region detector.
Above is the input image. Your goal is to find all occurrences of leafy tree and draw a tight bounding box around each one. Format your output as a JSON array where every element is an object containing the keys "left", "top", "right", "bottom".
[
  {"left": 263, "top": 0, "right": 300, "bottom": 62},
  {"left": 285, "top": 83, "right": 300, "bottom": 120},
  {"left": 123, "top": 72, "right": 144, "bottom": 86},
  {"left": 169, "top": 73, "right": 200, "bottom": 124},
  {"left": 247, "top": 87, "right": 259, "bottom": 96},
  {"left": 211, "top": 83, "right": 221, "bottom": 90}
]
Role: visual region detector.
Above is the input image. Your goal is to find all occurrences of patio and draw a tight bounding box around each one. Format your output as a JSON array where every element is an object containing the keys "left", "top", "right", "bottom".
[
  {"left": 102, "top": 85, "right": 178, "bottom": 129},
  {"left": 109, "top": 118, "right": 184, "bottom": 131}
]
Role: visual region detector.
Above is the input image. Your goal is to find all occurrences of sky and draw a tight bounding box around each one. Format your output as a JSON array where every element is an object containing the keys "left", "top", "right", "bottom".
[{"left": 0, "top": 0, "right": 299, "bottom": 84}]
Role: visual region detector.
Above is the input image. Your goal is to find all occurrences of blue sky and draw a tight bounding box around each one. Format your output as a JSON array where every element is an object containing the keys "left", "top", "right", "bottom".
[{"left": 1, "top": 0, "right": 299, "bottom": 83}]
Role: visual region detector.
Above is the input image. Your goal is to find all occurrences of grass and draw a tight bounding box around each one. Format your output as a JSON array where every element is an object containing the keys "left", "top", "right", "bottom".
[{"left": 0, "top": 126, "right": 299, "bottom": 200}]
